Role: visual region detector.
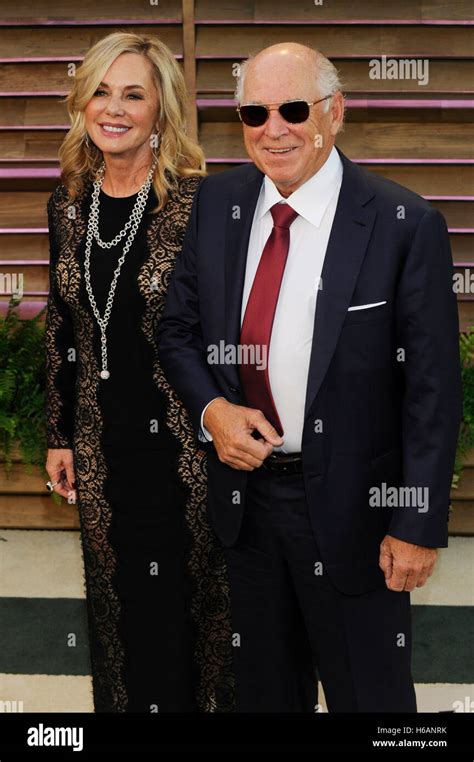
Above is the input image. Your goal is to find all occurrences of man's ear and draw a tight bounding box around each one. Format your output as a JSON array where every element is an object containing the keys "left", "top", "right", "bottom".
[{"left": 329, "top": 92, "right": 345, "bottom": 136}]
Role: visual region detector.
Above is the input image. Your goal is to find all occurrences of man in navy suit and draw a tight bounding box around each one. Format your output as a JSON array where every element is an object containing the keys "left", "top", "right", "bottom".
[{"left": 156, "top": 43, "right": 462, "bottom": 712}]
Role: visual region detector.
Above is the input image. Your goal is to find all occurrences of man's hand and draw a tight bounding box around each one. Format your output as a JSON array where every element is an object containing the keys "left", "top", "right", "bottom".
[
  {"left": 46, "top": 448, "right": 76, "bottom": 501},
  {"left": 203, "top": 397, "right": 284, "bottom": 470},
  {"left": 379, "top": 535, "right": 438, "bottom": 592}
]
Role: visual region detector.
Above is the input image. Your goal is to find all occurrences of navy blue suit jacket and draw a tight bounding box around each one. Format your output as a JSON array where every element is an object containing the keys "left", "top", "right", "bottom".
[{"left": 156, "top": 148, "right": 463, "bottom": 595}]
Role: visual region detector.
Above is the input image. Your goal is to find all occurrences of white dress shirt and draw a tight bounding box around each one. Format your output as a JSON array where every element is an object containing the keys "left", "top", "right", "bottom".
[{"left": 201, "top": 145, "right": 343, "bottom": 453}]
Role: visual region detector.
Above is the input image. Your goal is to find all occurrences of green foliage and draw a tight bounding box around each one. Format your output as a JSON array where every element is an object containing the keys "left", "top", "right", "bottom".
[
  {"left": 0, "top": 297, "right": 48, "bottom": 477},
  {"left": 0, "top": 296, "right": 472, "bottom": 504},
  {"left": 452, "top": 327, "right": 474, "bottom": 490}
]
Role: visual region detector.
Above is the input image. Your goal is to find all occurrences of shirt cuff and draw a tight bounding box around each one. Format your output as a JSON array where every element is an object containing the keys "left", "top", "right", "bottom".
[{"left": 199, "top": 397, "right": 223, "bottom": 442}]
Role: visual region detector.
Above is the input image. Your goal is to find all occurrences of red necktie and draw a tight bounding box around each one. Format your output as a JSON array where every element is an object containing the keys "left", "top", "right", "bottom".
[{"left": 239, "top": 202, "right": 299, "bottom": 435}]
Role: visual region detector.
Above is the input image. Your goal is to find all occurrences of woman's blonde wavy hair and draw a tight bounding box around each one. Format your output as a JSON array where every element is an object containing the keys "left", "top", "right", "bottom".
[{"left": 58, "top": 31, "right": 206, "bottom": 213}]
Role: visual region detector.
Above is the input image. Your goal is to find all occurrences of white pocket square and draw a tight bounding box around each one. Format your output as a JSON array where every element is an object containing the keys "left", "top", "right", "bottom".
[{"left": 347, "top": 301, "right": 387, "bottom": 312}]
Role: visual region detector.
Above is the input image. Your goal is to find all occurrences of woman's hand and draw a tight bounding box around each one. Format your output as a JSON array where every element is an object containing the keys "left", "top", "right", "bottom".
[{"left": 46, "top": 448, "right": 76, "bottom": 501}]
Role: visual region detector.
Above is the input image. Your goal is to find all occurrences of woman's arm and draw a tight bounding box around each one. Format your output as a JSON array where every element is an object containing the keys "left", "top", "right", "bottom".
[{"left": 44, "top": 193, "right": 77, "bottom": 499}]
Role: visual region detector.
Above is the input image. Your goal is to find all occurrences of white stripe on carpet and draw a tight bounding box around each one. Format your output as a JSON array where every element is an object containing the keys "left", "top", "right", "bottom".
[
  {"left": 0, "top": 530, "right": 471, "bottom": 606},
  {"left": 411, "top": 537, "right": 474, "bottom": 607},
  {"left": 0, "top": 673, "right": 93, "bottom": 712},
  {"left": 0, "top": 530, "right": 85, "bottom": 599},
  {"left": 1, "top": 676, "right": 470, "bottom": 714},
  {"left": 317, "top": 682, "right": 474, "bottom": 713}
]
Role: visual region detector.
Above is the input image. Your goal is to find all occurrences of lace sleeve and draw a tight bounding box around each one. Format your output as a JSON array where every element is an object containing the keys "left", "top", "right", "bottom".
[{"left": 44, "top": 193, "right": 77, "bottom": 448}]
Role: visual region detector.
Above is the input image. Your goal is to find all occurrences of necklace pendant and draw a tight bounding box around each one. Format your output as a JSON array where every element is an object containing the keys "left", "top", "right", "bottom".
[{"left": 87, "top": 159, "right": 156, "bottom": 385}]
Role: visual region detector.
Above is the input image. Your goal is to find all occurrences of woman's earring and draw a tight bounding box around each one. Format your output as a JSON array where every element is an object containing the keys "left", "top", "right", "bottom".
[{"left": 151, "top": 129, "right": 161, "bottom": 161}]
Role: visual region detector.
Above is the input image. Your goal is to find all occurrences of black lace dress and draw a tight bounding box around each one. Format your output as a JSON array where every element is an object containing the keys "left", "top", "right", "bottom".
[{"left": 45, "top": 175, "right": 234, "bottom": 713}]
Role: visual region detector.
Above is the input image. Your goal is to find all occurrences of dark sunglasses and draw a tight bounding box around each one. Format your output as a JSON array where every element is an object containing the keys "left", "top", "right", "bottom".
[{"left": 237, "top": 96, "right": 332, "bottom": 127}]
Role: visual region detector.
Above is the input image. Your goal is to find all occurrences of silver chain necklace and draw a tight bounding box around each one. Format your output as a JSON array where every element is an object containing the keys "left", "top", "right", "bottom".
[{"left": 84, "top": 159, "right": 157, "bottom": 379}]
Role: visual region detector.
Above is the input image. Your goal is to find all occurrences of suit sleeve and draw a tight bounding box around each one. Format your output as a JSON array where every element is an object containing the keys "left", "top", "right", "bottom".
[
  {"left": 156, "top": 178, "right": 224, "bottom": 441},
  {"left": 388, "top": 206, "right": 463, "bottom": 547},
  {"left": 44, "top": 195, "right": 77, "bottom": 448}
]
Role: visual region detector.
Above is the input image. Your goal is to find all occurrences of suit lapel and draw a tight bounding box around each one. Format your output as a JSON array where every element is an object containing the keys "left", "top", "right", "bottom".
[
  {"left": 303, "top": 150, "right": 377, "bottom": 418},
  {"left": 222, "top": 153, "right": 377, "bottom": 411},
  {"left": 224, "top": 165, "right": 264, "bottom": 383}
]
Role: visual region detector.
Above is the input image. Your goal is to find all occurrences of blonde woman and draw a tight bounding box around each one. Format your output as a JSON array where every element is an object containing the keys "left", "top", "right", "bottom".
[{"left": 44, "top": 32, "right": 233, "bottom": 712}]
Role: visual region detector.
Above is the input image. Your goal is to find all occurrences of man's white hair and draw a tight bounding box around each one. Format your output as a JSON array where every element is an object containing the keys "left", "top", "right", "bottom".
[{"left": 234, "top": 48, "right": 344, "bottom": 120}]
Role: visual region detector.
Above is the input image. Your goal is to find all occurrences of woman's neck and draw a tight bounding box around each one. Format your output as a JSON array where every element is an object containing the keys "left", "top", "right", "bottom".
[{"left": 100, "top": 154, "right": 154, "bottom": 198}]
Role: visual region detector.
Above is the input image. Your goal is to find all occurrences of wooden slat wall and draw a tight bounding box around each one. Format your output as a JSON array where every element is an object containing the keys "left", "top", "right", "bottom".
[{"left": 0, "top": 0, "right": 473, "bottom": 527}]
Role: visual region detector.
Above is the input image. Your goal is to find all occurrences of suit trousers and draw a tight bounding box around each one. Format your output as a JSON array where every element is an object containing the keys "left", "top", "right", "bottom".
[{"left": 223, "top": 467, "right": 417, "bottom": 712}]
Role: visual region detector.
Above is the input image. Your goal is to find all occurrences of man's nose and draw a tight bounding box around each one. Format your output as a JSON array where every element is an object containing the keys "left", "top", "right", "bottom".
[{"left": 264, "top": 109, "right": 290, "bottom": 139}]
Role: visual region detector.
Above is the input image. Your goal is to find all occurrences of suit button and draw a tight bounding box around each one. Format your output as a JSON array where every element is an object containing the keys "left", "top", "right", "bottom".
[{"left": 229, "top": 386, "right": 240, "bottom": 393}]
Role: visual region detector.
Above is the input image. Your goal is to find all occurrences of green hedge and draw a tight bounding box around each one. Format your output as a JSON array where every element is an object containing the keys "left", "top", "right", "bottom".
[{"left": 0, "top": 297, "right": 472, "bottom": 501}]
